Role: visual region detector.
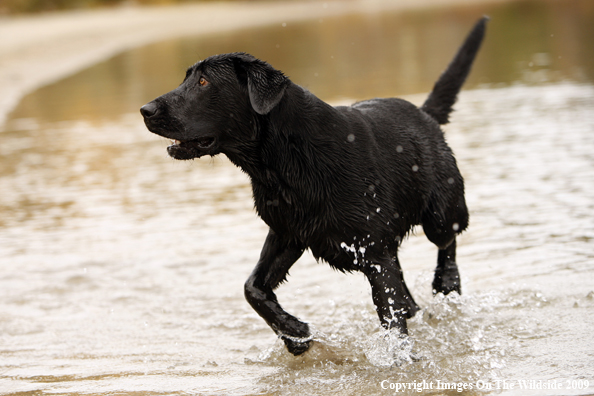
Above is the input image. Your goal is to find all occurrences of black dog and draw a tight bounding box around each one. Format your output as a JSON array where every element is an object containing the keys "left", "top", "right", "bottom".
[{"left": 141, "top": 17, "right": 487, "bottom": 356}]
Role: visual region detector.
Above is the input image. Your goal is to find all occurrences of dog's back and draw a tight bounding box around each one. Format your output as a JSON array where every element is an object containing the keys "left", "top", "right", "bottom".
[{"left": 298, "top": 91, "right": 466, "bottom": 271}]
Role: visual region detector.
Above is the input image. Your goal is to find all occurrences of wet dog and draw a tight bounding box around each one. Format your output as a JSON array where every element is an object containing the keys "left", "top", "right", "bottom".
[{"left": 141, "top": 17, "right": 487, "bottom": 355}]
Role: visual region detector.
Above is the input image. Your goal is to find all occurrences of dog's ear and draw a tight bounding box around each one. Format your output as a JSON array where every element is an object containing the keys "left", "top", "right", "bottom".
[{"left": 232, "top": 54, "right": 288, "bottom": 115}]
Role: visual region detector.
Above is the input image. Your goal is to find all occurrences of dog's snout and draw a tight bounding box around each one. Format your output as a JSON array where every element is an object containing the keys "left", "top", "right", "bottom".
[{"left": 140, "top": 102, "right": 158, "bottom": 118}]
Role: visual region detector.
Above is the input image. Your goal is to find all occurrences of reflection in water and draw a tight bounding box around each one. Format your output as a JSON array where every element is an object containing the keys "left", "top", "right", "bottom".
[{"left": 1, "top": 0, "right": 594, "bottom": 395}]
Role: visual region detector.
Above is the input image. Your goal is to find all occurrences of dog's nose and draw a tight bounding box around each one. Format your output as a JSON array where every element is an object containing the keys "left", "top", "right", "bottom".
[{"left": 140, "top": 102, "right": 158, "bottom": 118}]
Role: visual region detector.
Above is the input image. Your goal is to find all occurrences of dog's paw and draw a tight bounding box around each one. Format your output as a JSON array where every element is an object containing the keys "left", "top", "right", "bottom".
[
  {"left": 432, "top": 261, "right": 461, "bottom": 295},
  {"left": 281, "top": 335, "right": 313, "bottom": 356},
  {"left": 277, "top": 318, "right": 313, "bottom": 356},
  {"left": 432, "top": 268, "right": 461, "bottom": 295}
]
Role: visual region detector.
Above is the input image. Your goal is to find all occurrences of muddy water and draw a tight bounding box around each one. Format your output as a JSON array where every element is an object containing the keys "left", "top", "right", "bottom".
[{"left": 1, "top": 1, "right": 594, "bottom": 395}]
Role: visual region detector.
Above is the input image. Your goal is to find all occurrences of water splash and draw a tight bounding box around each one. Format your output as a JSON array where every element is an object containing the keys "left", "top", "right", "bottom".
[{"left": 362, "top": 329, "right": 416, "bottom": 367}]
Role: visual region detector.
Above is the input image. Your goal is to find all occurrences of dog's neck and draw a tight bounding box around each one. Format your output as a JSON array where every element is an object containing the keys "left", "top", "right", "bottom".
[
  {"left": 225, "top": 83, "right": 341, "bottom": 210},
  {"left": 229, "top": 84, "right": 335, "bottom": 180}
]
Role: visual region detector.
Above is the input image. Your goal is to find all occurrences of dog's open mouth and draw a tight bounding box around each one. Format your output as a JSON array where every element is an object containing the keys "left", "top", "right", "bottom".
[{"left": 167, "top": 137, "right": 216, "bottom": 160}]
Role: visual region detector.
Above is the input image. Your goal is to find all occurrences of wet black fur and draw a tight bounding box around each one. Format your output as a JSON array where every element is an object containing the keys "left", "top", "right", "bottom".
[{"left": 141, "top": 17, "right": 488, "bottom": 355}]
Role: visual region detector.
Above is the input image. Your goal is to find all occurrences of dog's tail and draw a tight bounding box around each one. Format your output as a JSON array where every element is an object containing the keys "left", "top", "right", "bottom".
[{"left": 421, "top": 16, "right": 488, "bottom": 125}]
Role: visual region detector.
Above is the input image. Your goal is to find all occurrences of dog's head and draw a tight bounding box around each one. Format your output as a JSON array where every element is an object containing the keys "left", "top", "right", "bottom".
[{"left": 140, "top": 52, "right": 289, "bottom": 160}]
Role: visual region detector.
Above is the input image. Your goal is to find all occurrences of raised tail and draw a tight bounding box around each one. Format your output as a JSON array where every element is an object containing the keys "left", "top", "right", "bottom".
[{"left": 421, "top": 16, "right": 488, "bottom": 125}]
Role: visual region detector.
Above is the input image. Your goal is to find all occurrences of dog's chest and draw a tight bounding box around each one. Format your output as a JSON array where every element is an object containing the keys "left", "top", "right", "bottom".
[{"left": 253, "top": 182, "right": 317, "bottom": 238}]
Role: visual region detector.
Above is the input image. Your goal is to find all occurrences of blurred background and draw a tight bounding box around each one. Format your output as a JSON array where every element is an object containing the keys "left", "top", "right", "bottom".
[
  {"left": 0, "top": 0, "right": 246, "bottom": 15},
  {"left": 1, "top": 0, "right": 593, "bottom": 395},
  {"left": 5, "top": 0, "right": 594, "bottom": 122}
]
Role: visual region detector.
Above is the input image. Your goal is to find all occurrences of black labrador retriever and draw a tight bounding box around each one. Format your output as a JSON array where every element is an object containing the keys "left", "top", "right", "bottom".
[{"left": 141, "top": 17, "right": 487, "bottom": 356}]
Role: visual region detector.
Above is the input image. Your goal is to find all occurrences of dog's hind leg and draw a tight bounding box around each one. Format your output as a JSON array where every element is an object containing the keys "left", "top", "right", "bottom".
[
  {"left": 244, "top": 229, "right": 311, "bottom": 355},
  {"left": 365, "top": 255, "right": 420, "bottom": 334},
  {"left": 433, "top": 239, "right": 461, "bottom": 295},
  {"left": 422, "top": 195, "right": 468, "bottom": 295}
]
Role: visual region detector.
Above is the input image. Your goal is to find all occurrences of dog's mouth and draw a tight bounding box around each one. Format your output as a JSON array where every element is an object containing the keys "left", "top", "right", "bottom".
[{"left": 167, "top": 137, "right": 216, "bottom": 160}]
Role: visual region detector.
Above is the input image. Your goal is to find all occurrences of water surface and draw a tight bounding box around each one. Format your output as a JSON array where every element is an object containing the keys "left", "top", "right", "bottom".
[{"left": 1, "top": 0, "right": 593, "bottom": 395}]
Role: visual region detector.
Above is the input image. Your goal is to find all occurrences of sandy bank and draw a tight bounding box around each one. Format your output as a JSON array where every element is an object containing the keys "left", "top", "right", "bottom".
[{"left": 0, "top": 0, "right": 504, "bottom": 125}]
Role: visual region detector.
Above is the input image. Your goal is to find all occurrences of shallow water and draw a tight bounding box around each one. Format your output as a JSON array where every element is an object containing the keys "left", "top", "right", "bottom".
[{"left": 1, "top": 1, "right": 594, "bottom": 395}]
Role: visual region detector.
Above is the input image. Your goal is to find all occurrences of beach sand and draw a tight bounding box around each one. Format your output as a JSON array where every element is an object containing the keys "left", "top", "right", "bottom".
[{"left": 0, "top": 0, "right": 505, "bottom": 125}]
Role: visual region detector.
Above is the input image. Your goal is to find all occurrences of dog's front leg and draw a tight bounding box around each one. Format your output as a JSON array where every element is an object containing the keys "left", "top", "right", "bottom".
[
  {"left": 244, "top": 229, "right": 311, "bottom": 355},
  {"left": 365, "top": 256, "right": 419, "bottom": 334}
]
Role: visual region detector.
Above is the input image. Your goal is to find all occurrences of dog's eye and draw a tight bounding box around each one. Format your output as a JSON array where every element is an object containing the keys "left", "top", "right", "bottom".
[{"left": 199, "top": 77, "right": 208, "bottom": 86}]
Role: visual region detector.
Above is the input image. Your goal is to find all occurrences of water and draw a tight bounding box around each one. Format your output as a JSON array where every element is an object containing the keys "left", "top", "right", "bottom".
[{"left": 1, "top": 1, "right": 594, "bottom": 395}]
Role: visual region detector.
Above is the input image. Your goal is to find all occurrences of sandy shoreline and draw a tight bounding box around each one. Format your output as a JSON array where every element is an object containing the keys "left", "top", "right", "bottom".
[{"left": 0, "top": 0, "right": 504, "bottom": 126}]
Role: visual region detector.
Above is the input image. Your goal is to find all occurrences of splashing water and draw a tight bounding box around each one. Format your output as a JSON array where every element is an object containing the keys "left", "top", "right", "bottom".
[{"left": 363, "top": 330, "right": 415, "bottom": 368}]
